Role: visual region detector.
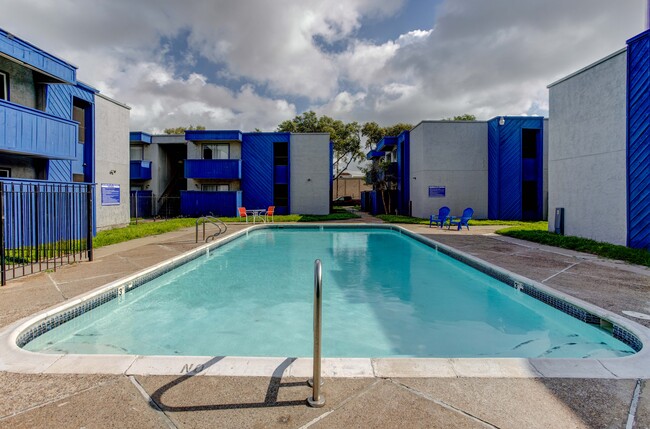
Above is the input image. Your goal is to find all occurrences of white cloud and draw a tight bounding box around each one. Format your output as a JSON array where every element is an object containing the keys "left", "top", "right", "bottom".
[{"left": 0, "top": 0, "right": 645, "bottom": 131}]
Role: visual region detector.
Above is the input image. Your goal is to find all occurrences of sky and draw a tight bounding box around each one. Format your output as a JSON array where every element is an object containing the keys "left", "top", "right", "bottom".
[{"left": 0, "top": 0, "right": 647, "bottom": 134}]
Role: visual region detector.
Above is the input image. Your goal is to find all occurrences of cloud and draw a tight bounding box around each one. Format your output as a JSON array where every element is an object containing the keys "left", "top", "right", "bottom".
[{"left": 0, "top": 0, "right": 645, "bottom": 132}]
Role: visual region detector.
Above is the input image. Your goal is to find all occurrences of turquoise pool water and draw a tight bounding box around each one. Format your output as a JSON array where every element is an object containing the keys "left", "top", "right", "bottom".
[{"left": 25, "top": 228, "right": 635, "bottom": 358}]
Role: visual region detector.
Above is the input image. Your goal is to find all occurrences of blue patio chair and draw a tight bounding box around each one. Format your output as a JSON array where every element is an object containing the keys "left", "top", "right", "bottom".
[
  {"left": 448, "top": 207, "right": 474, "bottom": 231},
  {"left": 429, "top": 206, "right": 451, "bottom": 228}
]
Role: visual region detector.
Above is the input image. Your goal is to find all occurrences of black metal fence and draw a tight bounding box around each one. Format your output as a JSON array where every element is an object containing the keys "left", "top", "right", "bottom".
[
  {"left": 0, "top": 180, "right": 93, "bottom": 285},
  {"left": 130, "top": 191, "right": 181, "bottom": 222}
]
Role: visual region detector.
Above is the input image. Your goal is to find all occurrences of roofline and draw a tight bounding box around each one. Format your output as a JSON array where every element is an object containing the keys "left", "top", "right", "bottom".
[
  {"left": 95, "top": 92, "right": 131, "bottom": 110},
  {"left": 0, "top": 28, "right": 78, "bottom": 70},
  {"left": 547, "top": 47, "right": 627, "bottom": 88}
]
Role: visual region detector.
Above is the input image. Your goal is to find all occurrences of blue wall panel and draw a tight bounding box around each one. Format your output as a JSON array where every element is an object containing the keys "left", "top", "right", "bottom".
[
  {"left": 184, "top": 159, "right": 241, "bottom": 179},
  {"left": 241, "top": 133, "right": 288, "bottom": 210},
  {"left": 0, "top": 29, "right": 76, "bottom": 84},
  {"left": 0, "top": 100, "right": 77, "bottom": 159},
  {"left": 487, "top": 120, "right": 499, "bottom": 219},
  {"left": 488, "top": 117, "right": 544, "bottom": 220},
  {"left": 46, "top": 84, "right": 95, "bottom": 182},
  {"left": 180, "top": 190, "right": 241, "bottom": 217},
  {"left": 627, "top": 30, "right": 650, "bottom": 249}
]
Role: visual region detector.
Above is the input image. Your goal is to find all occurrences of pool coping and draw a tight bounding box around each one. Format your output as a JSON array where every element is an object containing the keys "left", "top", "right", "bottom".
[{"left": 1, "top": 223, "right": 649, "bottom": 379}]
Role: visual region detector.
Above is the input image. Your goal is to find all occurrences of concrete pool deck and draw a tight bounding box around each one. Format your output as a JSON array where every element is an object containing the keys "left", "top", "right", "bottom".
[{"left": 0, "top": 220, "right": 648, "bottom": 428}]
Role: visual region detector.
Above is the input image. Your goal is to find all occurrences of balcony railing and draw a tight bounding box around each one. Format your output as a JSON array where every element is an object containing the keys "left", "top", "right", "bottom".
[
  {"left": 0, "top": 100, "right": 77, "bottom": 159},
  {"left": 180, "top": 190, "right": 242, "bottom": 217},
  {"left": 130, "top": 160, "right": 152, "bottom": 180},
  {"left": 184, "top": 159, "right": 242, "bottom": 179}
]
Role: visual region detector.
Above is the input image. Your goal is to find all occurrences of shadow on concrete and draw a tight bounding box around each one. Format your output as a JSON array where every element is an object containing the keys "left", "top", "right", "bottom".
[{"left": 148, "top": 357, "right": 308, "bottom": 411}]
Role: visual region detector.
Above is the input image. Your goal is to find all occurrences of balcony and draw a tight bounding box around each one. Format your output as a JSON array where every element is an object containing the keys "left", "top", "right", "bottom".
[
  {"left": 180, "top": 190, "right": 242, "bottom": 217},
  {"left": 130, "top": 160, "right": 152, "bottom": 180},
  {"left": 184, "top": 159, "right": 242, "bottom": 179},
  {"left": 0, "top": 100, "right": 77, "bottom": 159}
]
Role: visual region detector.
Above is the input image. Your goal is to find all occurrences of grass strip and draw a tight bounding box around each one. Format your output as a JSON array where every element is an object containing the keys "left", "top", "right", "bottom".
[
  {"left": 496, "top": 225, "right": 650, "bottom": 267},
  {"left": 376, "top": 214, "right": 547, "bottom": 228},
  {"left": 95, "top": 210, "right": 361, "bottom": 248}
]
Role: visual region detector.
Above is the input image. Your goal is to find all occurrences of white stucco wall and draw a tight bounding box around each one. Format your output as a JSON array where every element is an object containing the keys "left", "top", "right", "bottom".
[
  {"left": 547, "top": 49, "right": 627, "bottom": 245},
  {"left": 289, "top": 133, "right": 330, "bottom": 215},
  {"left": 409, "top": 121, "right": 488, "bottom": 219},
  {"left": 94, "top": 94, "right": 130, "bottom": 230}
]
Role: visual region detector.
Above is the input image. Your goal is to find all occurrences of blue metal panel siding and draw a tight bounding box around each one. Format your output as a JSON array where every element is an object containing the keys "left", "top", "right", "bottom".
[
  {"left": 0, "top": 29, "right": 76, "bottom": 84},
  {"left": 397, "top": 131, "right": 410, "bottom": 215},
  {"left": 46, "top": 84, "right": 94, "bottom": 182},
  {"left": 487, "top": 119, "right": 499, "bottom": 219},
  {"left": 241, "top": 133, "right": 285, "bottom": 210},
  {"left": 376, "top": 136, "right": 397, "bottom": 152},
  {"left": 274, "top": 165, "right": 289, "bottom": 184},
  {"left": 180, "top": 190, "right": 241, "bottom": 217},
  {"left": 129, "top": 132, "right": 152, "bottom": 144},
  {"left": 184, "top": 159, "right": 242, "bottom": 179},
  {"left": 48, "top": 160, "right": 71, "bottom": 182},
  {"left": 366, "top": 150, "right": 384, "bottom": 160},
  {"left": 0, "top": 100, "right": 77, "bottom": 159},
  {"left": 185, "top": 130, "right": 242, "bottom": 142},
  {"left": 488, "top": 117, "right": 544, "bottom": 220},
  {"left": 130, "top": 160, "right": 152, "bottom": 180},
  {"left": 627, "top": 30, "right": 650, "bottom": 249}
]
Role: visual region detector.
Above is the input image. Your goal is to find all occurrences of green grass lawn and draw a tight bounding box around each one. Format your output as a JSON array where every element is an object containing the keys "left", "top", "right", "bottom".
[
  {"left": 496, "top": 224, "right": 650, "bottom": 267},
  {"left": 376, "top": 214, "right": 547, "bottom": 228},
  {"left": 95, "top": 209, "right": 360, "bottom": 248}
]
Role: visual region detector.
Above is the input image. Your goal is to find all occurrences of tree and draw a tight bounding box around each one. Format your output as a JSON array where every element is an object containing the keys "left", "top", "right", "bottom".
[
  {"left": 163, "top": 125, "right": 206, "bottom": 134},
  {"left": 443, "top": 114, "right": 476, "bottom": 121},
  {"left": 361, "top": 122, "right": 413, "bottom": 149},
  {"left": 276, "top": 111, "right": 364, "bottom": 181}
]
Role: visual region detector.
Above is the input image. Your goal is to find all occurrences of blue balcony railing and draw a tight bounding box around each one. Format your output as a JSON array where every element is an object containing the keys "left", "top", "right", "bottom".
[
  {"left": 0, "top": 100, "right": 77, "bottom": 159},
  {"left": 184, "top": 159, "right": 242, "bottom": 179},
  {"left": 180, "top": 190, "right": 242, "bottom": 217},
  {"left": 130, "top": 160, "right": 152, "bottom": 180}
]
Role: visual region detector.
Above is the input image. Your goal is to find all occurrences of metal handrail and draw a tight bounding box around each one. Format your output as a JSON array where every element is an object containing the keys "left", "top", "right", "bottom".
[
  {"left": 195, "top": 215, "right": 228, "bottom": 243},
  {"left": 307, "top": 259, "right": 325, "bottom": 407}
]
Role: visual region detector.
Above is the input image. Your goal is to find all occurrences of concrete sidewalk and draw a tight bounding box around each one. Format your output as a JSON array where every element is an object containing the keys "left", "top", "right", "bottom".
[{"left": 0, "top": 221, "right": 648, "bottom": 428}]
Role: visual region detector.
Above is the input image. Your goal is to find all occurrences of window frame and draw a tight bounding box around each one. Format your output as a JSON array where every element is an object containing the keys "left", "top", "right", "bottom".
[
  {"left": 202, "top": 143, "right": 230, "bottom": 160},
  {"left": 130, "top": 145, "right": 144, "bottom": 161},
  {"left": 201, "top": 183, "right": 230, "bottom": 192},
  {"left": 0, "top": 70, "right": 8, "bottom": 101},
  {"left": 0, "top": 168, "right": 11, "bottom": 178},
  {"left": 72, "top": 104, "right": 86, "bottom": 144}
]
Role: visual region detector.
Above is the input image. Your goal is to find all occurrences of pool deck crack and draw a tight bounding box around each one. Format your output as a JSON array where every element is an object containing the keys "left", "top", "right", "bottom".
[
  {"left": 297, "top": 379, "right": 382, "bottom": 429},
  {"left": 541, "top": 262, "right": 581, "bottom": 284},
  {"left": 128, "top": 375, "right": 178, "bottom": 429},
  {"left": 626, "top": 379, "right": 643, "bottom": 429},
  {"left": 390, "top": 380, "right": 499, "bottom": 428},
  {"left": 46, "top": 273, "right": 68, "bottom": 300}
]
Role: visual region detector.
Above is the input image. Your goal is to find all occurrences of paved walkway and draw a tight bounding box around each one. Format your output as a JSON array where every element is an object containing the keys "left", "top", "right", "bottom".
[{"left": 0, "top": 219, "right": 648, "bottom": 428}]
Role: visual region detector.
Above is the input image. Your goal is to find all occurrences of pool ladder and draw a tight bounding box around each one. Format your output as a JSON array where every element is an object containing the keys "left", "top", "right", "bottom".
[
  {"left": 307, "top": 259, "right": 325, "bottom": 407},
  {"left": 195, "top": 215, "right": 228, "bottom": 243}
]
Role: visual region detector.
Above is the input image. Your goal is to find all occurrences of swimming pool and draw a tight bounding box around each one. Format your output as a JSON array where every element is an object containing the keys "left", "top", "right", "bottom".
[{"left": 20, "top": 226, "right": 638, "bottom": 359}]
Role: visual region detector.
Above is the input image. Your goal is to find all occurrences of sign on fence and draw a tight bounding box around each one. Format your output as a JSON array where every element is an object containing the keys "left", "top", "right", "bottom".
[
  {"left": 101, "top": 183, "right": 120, "bottom": 206},
  {"left": 428, "top": 186, "right": 446, "bottom": 198}
]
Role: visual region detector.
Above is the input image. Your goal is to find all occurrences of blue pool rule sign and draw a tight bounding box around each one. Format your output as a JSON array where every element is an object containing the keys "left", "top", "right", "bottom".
[
  {"left": 428, "top": 186, "right": 446, "bottom": 198},
  {"left": 101, "top": 183, "right": 120, "bottom": 206}
]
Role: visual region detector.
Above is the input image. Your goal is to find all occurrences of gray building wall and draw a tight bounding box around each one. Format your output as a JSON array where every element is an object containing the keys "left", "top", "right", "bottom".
[
  {"left": 409, "top": 121, "right": 488, "bottom": 219},
  {"left": 94, "top": 94, "right": 130, "bottom": 230},
  {"left": 0, "top": 56, "right": 39, "bottom": 109},
  {"left": 547, "top": 49, "right": 627, "bottom": 245},
  {"left": 290, "top": 133, "right": 330, "bottom": 215}
]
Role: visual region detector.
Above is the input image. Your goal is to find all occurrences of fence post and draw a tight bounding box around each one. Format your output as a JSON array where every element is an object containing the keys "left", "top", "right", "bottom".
[
  {"left": 34, "top": 186, "right": 40, "bottom": 263},
  {"left": 86, "top": 184, "right": 93, "bottom": 261},
  {"left": 0, "top": 185, "right": 5, "bottom": 286}
]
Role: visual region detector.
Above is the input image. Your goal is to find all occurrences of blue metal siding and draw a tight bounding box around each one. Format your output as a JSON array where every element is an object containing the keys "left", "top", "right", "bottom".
[
  {"left": 487, "top": 119, "right": 499, "bottom": 219},
  {"left": 180, "top": 190, "right": 241, "bottom": 217},
  {"left": 241, "top": 133, "right": 286, "bottom": 210},
  {"left": 129, "top": 132, "right": 152, "bottom": 144},
  {"left": 627, "top": 30, "right": 650, "bottom": 249},
  {"left": 130, "top": 160, "right": 152, "bottom": 180},
  {"left": 0, "top": 29, "right": 76, "bottom": 84},
  {"left": 274, "top": 165, "right": 289, "bottom": 184},
  {"left": 46, "top": 84, "right": 95, "bottom": 182},
  {"left": 376, "top": 136, "right": 397, "bottom": 152},
  {"left": 185, "top": 130, "right": 242, "bottom": 142},
  {"left": 397, "top": 131, "right": 410, "bottom": 215},
  {"left": 488, "top": 117, "right": 544, "bottom": 220},
  {"left": 0, "top": 99, "right": 77, "bottom": 159},
  {"left": 184, "top": 159, "right": 242, "bottom": 179}
]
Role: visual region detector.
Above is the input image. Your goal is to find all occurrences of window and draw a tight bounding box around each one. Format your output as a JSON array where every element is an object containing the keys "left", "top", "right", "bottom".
[
  {"left": 273, "top": 142, "right": 288, "bottom": 166},
  {"left": 0, "top": 168, "right": 10, "bottom": 178},
  {"left": 73, "top": 174, "right": 85, "bottom": 183},
  {"left": 130, "top": 145, "right": 144, "bottom": 161},
  {"left": 202, "top": 184, "right": 230, "bottom": 192},
  {"left": 0, "top": 71, "right": 7, "bottom": 101},
  {"left": 522, "top": 129, "right": 538, "bottom": 159},
  {"left": 202, "top": 144, "right": 229, "bottom": 160},
  {"left": 73, "top": 105, "right": 86, "bottom": 144}
]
